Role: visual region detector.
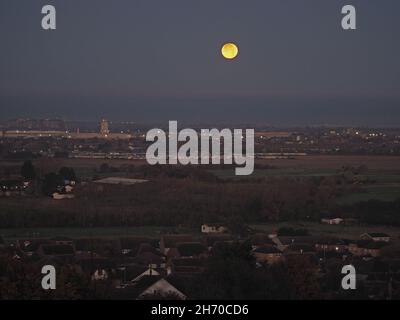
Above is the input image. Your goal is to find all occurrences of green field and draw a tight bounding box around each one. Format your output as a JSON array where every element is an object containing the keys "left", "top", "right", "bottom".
[
  {"left": 210, "top": 168, "right": 336, "bottom": 179},
  {"left": 2, "top": 222, "right": 399, "bottom": 245},
  {"left": 251, "top": 222, "right": 400, "bottom": 241},
  {"left": 336, "top": 184, "right": 400, "bottom": 205},
  {"left": 0, "top": 226, "right": 199, "bottom": 243},
  {"left": 211, "top": 168, "right": 400, "bottom": 204}
]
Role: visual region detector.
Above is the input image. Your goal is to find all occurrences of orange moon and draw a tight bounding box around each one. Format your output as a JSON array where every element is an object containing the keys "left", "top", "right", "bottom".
[{"left": 221, "top": 43, "right": 239, "bottom": 60}]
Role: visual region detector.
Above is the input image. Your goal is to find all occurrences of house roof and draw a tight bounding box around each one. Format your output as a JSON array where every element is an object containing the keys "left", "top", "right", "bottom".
[
  {"left": 76, "top": 257, "right": 116, "bottom": 272},
  {"left": 315, "top": 237, "right": 345, "bottom": 245},
  {"left": 18, "top": 239, "right": 51, "bottom": 252},
  {"left": 111, "top": 276, "right": 163, "bottom": 300},
  {"left": 131, "top": 267, "right": 161, "bottom": 282},
  {"left": 352, "top": 240, "right": 388, "bottom": 250},
  {"left": 166, "top": 247, "right": 181, "bottom": 259},
  {"left": 137, "top": 243, "right": 159, "bottom": 255},
  {"left": 171, "top": 258, "right": 205, "bottom": 267},
  {"left": 0, "top": 180, "right": 24, "bottom": 189},
  {"left": 204, "top": 234, "right": 233, "bottom": 247},
  {"left": 278, "top": 236, "right": 322, "bottom": 246},
  {"left": 251, "top": 234, "right": 275, "bottom": 246},
  {"left": 162, "top": 235, "right": 194, "bottom": 248},
  {"left": 316, "top": 251, "right": 348, "bottom": 260},
  {"left": 120, "top": 237, "right": 152, "bottom": 250},
  {"left": 93, "top": 177, "right": 149, "bottom": 185},
  {"left": 279, "top": 236, "right": 344, "bottom": 246},
  {"left": 74, "top": 238, "right": 118, "bottom": 253},
  {"left": 253, "top": 245, "right": 281, "bottom": 254},
  {"left": 286, "top": 243, "right": 316, "bottom": 253},
  {"left": 129, "top": 275, "right": 163, "bottom": 292},
  {"left": 176, "top": 242, "right": 207, "bottom": 257},
  {"left": 50, "top": 236, "right": 73, "bottom": 242},
  {"left": 41, "top": 244, "right": 75, "bottom": 255},
  {"left": 365, "top": 233, "right": 390, "bottom": 238},
  {"left": 138, "top": 278, "right": 186, "bottom": 300},
  {"left": 133, "top": 251, "right": 163, "bottom": 265}
]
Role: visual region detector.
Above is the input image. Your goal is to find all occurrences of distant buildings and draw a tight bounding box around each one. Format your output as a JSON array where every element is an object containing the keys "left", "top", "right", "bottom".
[
  {"left": 201, "top": 223, "right": 228, "bottom": 234},
  {"left": 93, "top": 177, "right": 149, "bottom": 186},
  {"left": 0, "top": 180, "right": 27, "bottom": 197},
  {"left": 100, "top": 119, "right": 110, "bottom": 136},
  {"left": 0, "top": 119, "right": 132, "bottom": 140},
  {"left": 5, "top": 118, "right": 66, "bottom": 131},
  {"left": 321, "top": 218, "right": 344, "bottom": 225},
  {"left": 361, "top": 233, "right": 391, "bottom": 243}
]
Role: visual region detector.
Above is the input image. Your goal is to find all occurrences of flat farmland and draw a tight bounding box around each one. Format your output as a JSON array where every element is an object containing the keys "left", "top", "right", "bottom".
[
  {"left": 251, "top": 222, "right": 400, "bottom": 241},
  {"left": 2, "top": 155, "right": 400, "bottom": 172},
  {"left": 255, "top": 155, "right": 400, "bottom": 171}
]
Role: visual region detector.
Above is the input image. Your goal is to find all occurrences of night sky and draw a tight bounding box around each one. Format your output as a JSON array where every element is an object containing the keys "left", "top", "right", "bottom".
[{"left": 1, "top": 0, "right": 399, "bottom": 126}]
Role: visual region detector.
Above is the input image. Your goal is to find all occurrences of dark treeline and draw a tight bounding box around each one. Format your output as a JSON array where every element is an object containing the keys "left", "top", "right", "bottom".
[
  {"left": 1, "top": 164, "right": 399, "bottom": 228},
  {"left": 337, "top": 199, "right": 400, "bottom": 226},
  {"left": 0, "top": 177, "right": 348, "bottom": 229}
]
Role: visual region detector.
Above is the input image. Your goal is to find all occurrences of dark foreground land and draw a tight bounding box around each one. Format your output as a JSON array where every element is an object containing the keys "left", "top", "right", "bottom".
[{"left": 1, "top": 155, "right": 400, "bottom": 300}]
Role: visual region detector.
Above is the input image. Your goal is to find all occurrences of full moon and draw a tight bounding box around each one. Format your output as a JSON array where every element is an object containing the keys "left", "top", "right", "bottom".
[{"left": 221, "top": 43, "right": 239, "bottom": 60}]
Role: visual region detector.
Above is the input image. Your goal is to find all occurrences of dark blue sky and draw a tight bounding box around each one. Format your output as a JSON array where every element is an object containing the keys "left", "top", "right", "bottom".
[{"left": 1, "top": 0, "right": 399, "bottom": 126}]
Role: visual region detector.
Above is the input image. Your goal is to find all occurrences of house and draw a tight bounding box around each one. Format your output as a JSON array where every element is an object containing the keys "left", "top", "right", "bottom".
[
  {"left": 39, "top": 244, "right": 75, "bottom": 257},
  {"left": 50, "top": 236, "right": 74, "bottom": 246},
  {"left": 137, "top": 243, "right": 160, "bottom": 256},
  {"left": 314, "top": 237, "right": 347, "bottom": 253},
  {"left": 131, "top": 266, "right": 160, "bottom": 283},
  {"left": 93, "top": 177, "right": 149, "bottom": 186},
  {"left": 285, "top": 243, "right": 316, "bottom": 255},
  {"left": 251, "top": 233, "right": 276, "bottom": 249},
  {"left": 137, "top": 278, "right": 187, "bottom": 300},
  {"left": 203, "top": 234, "right": 233, "bottom": 249},
  {"left": 77, "top": 257, "right": 116, "bottom": 277},
  {"left": 64, "top": 180, "right": 76, "bottom": 186},
  {"left": 92, "top": 269, "right": 109, "bottom": 281},
  {"left": 120, "top": 237, "right": 152, "bottom": 256},
  {"left": 160, "top": 235, "right": 194, "bottom": 255},
  {"left": 0, "top": 180, "right": 26, "bottom": 195},
  {"left": 201, "top": 223, "right": 228, "bottom": 234},
  {"left": 64, "top": 185, "right": 74, "bottom": 193},
  {"left": 165, "top": 247, "right": 181, "bottom": 260},
  {"left": 133, "top": 251, "right": 165, "bottom": 268},
  {"left": 176, "top": 242, "right": 207, "bottom": 258},
  {"left": 17, "top": 239, "right": 51, "bottom": 256},
  {"left": 168, "top": 258, "right": 205, "bottom": 275},
  {"left": 274, "top": 236, "right": 320, "bottom": 252},
  {"left": 348, "top": 240, "right": 388, "bottom": 257},
  {"left": 52, "top": 192, "right": 75, "bottom": 200},
  {"left": 361, "top": 233, "right": 391, "bottom": 242},
  {"left": 75, "top": 238, "right": 119, "bottom": 256},
  {"left": 253, "top": 245, "right": 283, "bottom": 264},
  {"left": 321, "top": 218, "right": 344, "bottom": 225}
]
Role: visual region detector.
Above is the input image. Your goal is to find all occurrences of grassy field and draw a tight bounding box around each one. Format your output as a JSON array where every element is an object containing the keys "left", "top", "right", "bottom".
[
  {"left": 3, "top": 155, "right": 400, "bottom": 173},
  {"left": 2, "top": 155, "right": 400, "bottom": 240},
  {"left": 251, "top": 222, "right": 400, "bottom": 241},
  {"left": 337, "top": 185, "right": 400, "bottom": 205},
  {"left": 210, "top": 168, "right": 337, "bottom": 179},
  {"left": 210, "top": 165, "right": 400, "bottom": 205},
  {"left": 2, "top": 223, "right": 399, "bottom": 244},
  {"left": 0, "top": 226, "right": 199, "bottom": 243}
]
